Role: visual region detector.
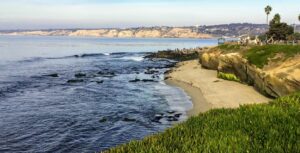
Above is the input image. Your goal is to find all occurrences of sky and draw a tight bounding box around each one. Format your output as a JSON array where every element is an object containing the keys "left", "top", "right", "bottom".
[{"left": 0, "top": 0, "right": 299, "bottom": 30}]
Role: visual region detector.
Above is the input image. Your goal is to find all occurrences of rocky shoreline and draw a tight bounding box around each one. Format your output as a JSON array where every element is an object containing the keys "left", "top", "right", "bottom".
[{"left": 146, "top": 46, "right": 300, "bottom": 99}]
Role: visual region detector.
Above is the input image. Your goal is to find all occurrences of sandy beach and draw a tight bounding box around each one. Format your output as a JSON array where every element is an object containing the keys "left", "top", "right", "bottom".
[{"left": 166, "top": 60, "right": 271, "bottom": 116}]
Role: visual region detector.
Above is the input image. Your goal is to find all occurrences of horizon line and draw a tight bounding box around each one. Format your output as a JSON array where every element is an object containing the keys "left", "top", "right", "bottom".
[{"left": 0, "top": 22, "right": 269, "bottom": 31}]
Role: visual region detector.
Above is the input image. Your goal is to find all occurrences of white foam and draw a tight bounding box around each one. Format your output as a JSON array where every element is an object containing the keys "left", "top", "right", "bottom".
[
  {"left": 103, "top": 53, "right": 110, "bottom": 56},
  {"left": 154, "top": 83, "right": 193, "bottom": 113},
  {"left": 121, "top": 56, "right": 144, "bottom": 62}
]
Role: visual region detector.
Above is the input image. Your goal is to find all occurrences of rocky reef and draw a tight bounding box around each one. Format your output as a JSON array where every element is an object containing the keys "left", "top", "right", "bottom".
[{"left": 145, "top": 47, "right": 210, "bottom": 61}]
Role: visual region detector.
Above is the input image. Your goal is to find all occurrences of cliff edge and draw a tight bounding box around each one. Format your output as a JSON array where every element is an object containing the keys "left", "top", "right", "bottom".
[{"left": 200, "top": 44, "right": 300, "bottom": 98}]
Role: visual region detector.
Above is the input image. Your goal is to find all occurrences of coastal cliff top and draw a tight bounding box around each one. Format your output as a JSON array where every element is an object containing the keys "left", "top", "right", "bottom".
[{"left": 0, "top": 23, "right": 267, "bottom": 38}]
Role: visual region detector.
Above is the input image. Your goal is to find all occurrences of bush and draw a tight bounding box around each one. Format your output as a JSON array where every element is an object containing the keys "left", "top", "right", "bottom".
[
  {"left": 104, "top": 92, "right": 300, "bottom": 153},
  {"left": 217, "top": 72, "right": 241, "bottom": 82}
]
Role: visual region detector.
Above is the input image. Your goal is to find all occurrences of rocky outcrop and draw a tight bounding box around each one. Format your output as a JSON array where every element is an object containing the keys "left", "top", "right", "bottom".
[
  {"left": 200, "top": 52, "right": 300, "bottom": 98},
  {"left": 145, "top": 47, "right": 210, "bottom": 61}
]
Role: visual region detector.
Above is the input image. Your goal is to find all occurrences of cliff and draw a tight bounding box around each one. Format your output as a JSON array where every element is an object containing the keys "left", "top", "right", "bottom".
[
  {"left": 200, "top": 45, "right": 300, "bottom": 98},
  {"left": 0, "top": 24, "right": 268, "bottom": 38},
  {"left": 146, "top": 44, "right": 300, "bottom": 98},
  {"left": 1, "top": 27, "right": 212, "bottom": 39}
]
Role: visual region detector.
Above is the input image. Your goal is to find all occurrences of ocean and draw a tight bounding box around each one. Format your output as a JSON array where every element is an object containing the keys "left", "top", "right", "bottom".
[{"left": 0, "top": 35, "right": 217, "bottom": 152}]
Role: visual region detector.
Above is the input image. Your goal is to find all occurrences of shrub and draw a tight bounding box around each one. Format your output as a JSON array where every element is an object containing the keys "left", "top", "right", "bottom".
[{"left": 217, "top": 72, "right": 241, "bottom": 82}]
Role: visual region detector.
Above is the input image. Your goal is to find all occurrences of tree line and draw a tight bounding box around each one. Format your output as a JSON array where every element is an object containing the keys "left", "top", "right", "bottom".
[{"left": 263, "top": 5, "right": 300, "bottom": 42}]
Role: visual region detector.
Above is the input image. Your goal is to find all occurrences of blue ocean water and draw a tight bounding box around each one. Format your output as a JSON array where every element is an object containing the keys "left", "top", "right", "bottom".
[{"left": 0, "top": 36, "right": 217, "bottom": 153}]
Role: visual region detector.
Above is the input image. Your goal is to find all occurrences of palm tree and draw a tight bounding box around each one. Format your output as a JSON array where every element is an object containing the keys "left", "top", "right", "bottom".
[{"left": 265, "top": 5, "right": 272, "bottom": 25}]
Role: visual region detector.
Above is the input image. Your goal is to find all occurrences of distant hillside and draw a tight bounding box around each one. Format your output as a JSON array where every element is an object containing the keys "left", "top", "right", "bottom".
[
  {"left": 197, "top": 23, "right": 268, "bottom": 37},
  {"left": 0, "top": 23, "right": 268, "bottom": 38}
]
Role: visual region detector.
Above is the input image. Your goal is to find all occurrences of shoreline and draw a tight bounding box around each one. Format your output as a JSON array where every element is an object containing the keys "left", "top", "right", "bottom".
[
  {"left": 165, "top": 60, "right": 271, "bottom": 116},
  {"left": 165, "top": 79, "right": 212, "bottom": 116}
]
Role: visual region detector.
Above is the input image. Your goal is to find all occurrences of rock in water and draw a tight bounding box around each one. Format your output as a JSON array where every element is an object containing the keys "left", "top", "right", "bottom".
[
  {"left": 98, "top": 71, "right": 116, "bottom": 78},
  {"left": 45, "top": 73, "right": 59, "bottom": 77},
  {"left": 174, "top": 113, "right": 182, "bottom": 118},
  {"left": 75, "top": 73, "right": 86, "bottom": 78},
  {"left": 123, "top": 118, "right": 136, "bottom": 122},
  {"left": 67, "top": 79, "right": 84, "bottom": 83},
  {"left": 96, "top": 80, "right": 104, "bottom": 84},
  {"left": 167, "top": 110, "right": 175, "bottom": 114},
  {"left": 129, "top": 79, "right": 141, "bottom": 82},
  {"left": 141, "top": 79, "right": 157, "bottom": 82},
  {"left": 145, "top": 69, "right": 159, "bottom": 74},
  {"left": 99, "top": 117, "right": 108, "bottom": 123}
]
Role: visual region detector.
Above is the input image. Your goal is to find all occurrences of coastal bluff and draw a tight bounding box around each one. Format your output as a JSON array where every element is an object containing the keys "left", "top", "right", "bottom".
[
  {"left": 0, "top": 27, "right": 212, "bottom": 39},
  {"left": 200, "top": 46, "right": 300, "bottom": 98},
  {"left": 146, "top": 45, "right": 300, "bottom": 98}
]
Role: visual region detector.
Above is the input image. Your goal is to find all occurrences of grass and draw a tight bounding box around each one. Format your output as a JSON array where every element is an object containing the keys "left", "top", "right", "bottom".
[
  {"left": 217, "top": 44, "right": 244, "bottom": 53},
  {"left": 104, "top": 92, "right": 300, "bottom": 153},
  {"left": 217, "top": 72, "right": 241, "bottom": 82},
  {"left": 244, "top": 45, "right": 300, "bottom": 68}
]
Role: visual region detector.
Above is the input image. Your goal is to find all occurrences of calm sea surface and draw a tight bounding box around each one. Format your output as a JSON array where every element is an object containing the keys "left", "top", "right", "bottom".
[{"left": 0, "top": 36, "right": 217, "bottom": 153}]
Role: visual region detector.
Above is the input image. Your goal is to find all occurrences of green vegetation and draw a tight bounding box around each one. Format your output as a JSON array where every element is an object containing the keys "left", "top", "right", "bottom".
[
  {"left": 105, "top": 92, "right": 300, "bottom": 153},
  {"left": 267, "top": 14, "right": 294, "bottom": 41},
  {"left": 244, "top": 45, "right": 300, "bottom": 68},
  {"left": 215, "top": 44, "right": 300, "bottom": 69},
  {"left": 217, "top": 72, "right": 241, "bottom": 82},
  {"left": 217, "top": 44, "right": 244, "bottom": 53}
]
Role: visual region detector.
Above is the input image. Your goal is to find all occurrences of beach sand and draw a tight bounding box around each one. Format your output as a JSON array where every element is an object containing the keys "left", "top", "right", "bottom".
[{"left": 165, "top": 60, "right": 271, "bottom": 116}]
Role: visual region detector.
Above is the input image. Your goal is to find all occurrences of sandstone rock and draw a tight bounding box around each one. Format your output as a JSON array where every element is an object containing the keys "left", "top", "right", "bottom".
[{"left": 199, "top": 50, "right": 300, "bottom": 98}]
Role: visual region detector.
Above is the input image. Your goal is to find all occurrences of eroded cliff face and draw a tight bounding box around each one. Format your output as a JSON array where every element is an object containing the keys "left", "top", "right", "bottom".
[
  {"left": 2, "top": 28, "right": 213, "bottom": 39},
  {"left": 200, "top": 51, "right": 300, "bottom": 98}
]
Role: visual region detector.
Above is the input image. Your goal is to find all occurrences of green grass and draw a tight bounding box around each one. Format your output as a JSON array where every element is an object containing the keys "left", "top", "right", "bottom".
[
  {"left": 244, "top": 45, "right": 300, "bottom": 68},
  {"left": 217, "top": 44, "right": 244, "bottom": 53},
  {"left": 217, "top": 72, "right": 241, "bottom": 82},
  {"left": 104, "top": 92, "right": 300, "bottom": 153}
]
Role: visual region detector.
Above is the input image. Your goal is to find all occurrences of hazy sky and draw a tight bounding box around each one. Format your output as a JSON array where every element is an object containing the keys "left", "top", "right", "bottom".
[{"left": 0, "top": 0, "right": 299, "bottom": 30}]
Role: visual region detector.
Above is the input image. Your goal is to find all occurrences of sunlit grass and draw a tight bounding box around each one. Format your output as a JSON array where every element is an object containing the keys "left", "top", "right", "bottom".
[
  {"left": 217, "top": 72, "right": 241, "bottom": 82},
  {"left": 104, "top": 92, "right": 300, "bottom": 153},
  {"left": 244, "top": 45, "right": 300, "bottom": 68}
]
